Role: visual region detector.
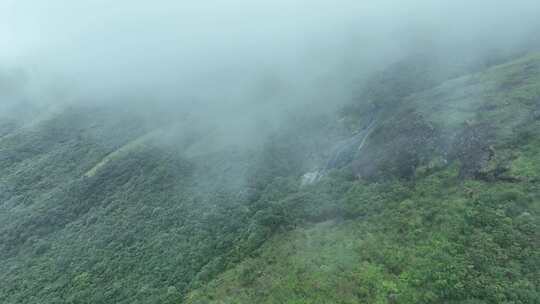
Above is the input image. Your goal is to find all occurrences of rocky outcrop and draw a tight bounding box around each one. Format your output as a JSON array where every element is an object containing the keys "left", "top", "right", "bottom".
[
  {"left": 301, "top": 171, "right": 322, "bottom": 186},
  {"left": 324, "top": 117, "right": 377, "bottom": 171},
  {"left": 352, "top": 110, "right": 440, "bottom": 181},
  {"left": 450, "top": 122, "right": 496, "bottom": 179}
]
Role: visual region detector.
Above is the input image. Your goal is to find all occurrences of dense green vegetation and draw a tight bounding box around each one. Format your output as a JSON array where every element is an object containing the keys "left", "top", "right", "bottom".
[
  {"left": 1, "top": 53, "right": 539, "bottom": 303},
  {"left": 188, "top": 166, "right": 539, "bottom": 303}
]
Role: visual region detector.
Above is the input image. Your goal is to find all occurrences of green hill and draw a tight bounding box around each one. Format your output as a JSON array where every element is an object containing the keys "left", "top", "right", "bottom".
[{"left": 1, "top": 53, "right": 539, "bottom": 303}]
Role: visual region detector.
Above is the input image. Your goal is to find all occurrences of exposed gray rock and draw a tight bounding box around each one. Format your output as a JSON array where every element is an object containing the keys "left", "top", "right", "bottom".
[{"left": 301, "top": 171, "right": 322, "bottom": 186}]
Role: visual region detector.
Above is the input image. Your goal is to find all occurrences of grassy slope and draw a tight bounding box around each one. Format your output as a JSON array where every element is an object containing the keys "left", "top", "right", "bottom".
[{"left": 186, "top": 54, "right": 540, "bottom": 303}]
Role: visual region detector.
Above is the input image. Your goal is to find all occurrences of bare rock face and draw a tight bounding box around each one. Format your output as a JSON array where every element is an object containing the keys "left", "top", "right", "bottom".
[
  {"left": 533, "top": 97, "right": 540, "bottom": 120},
  {"left": 450, "top": 122, "right": 495, "bottom": 179},
  {"left": 324, "top": 117, "right": 377, "bottom": 172},
  {"left": 352, "top": 110, "right": 440, "bottom": 181},
  {"left": 301, "top": 171, "right": 322, "bottom": 186}
]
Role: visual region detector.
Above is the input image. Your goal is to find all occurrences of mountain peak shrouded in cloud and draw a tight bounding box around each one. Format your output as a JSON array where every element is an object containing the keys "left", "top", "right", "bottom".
[
  {"left": 2, "top": 1, "right": 540, "bottom": 303},
  {"left": 1, "top": 1, "right": 539, "bottom": 152}
]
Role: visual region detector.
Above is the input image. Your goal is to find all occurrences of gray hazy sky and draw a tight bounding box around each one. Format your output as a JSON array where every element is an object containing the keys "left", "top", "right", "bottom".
[{"left": 1, "top": 1, "right": 539, "bottom": 110}]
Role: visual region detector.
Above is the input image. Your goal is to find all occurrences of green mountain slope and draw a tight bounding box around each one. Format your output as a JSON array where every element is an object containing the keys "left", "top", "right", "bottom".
[
  {"left": 186, "top": 53, "right": 540, "bottom": 303},
  {"left": 0, "top": 53, "right": 539, "bottom": 304},
  {"left": 0, "top": 103, "right": 341, "bottom": 303}
]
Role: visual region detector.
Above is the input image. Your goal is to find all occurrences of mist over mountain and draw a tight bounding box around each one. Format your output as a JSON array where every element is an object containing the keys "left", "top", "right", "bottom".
[
  {"left": 2, "top": 1, "right": 539, "bottom": 110},
  {"left": 1, "top": 1, "right": 540, "bottom": 303}
]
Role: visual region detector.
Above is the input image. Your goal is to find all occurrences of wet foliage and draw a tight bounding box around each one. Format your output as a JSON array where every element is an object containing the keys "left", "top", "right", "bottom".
[{"left": 1, "top": 53, "right": 540, "bottom": 303}]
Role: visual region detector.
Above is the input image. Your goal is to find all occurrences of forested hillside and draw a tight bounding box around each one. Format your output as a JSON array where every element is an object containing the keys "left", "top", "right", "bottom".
[{"left": 1, "top": 52, "right": 539, "bottom": 303}]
